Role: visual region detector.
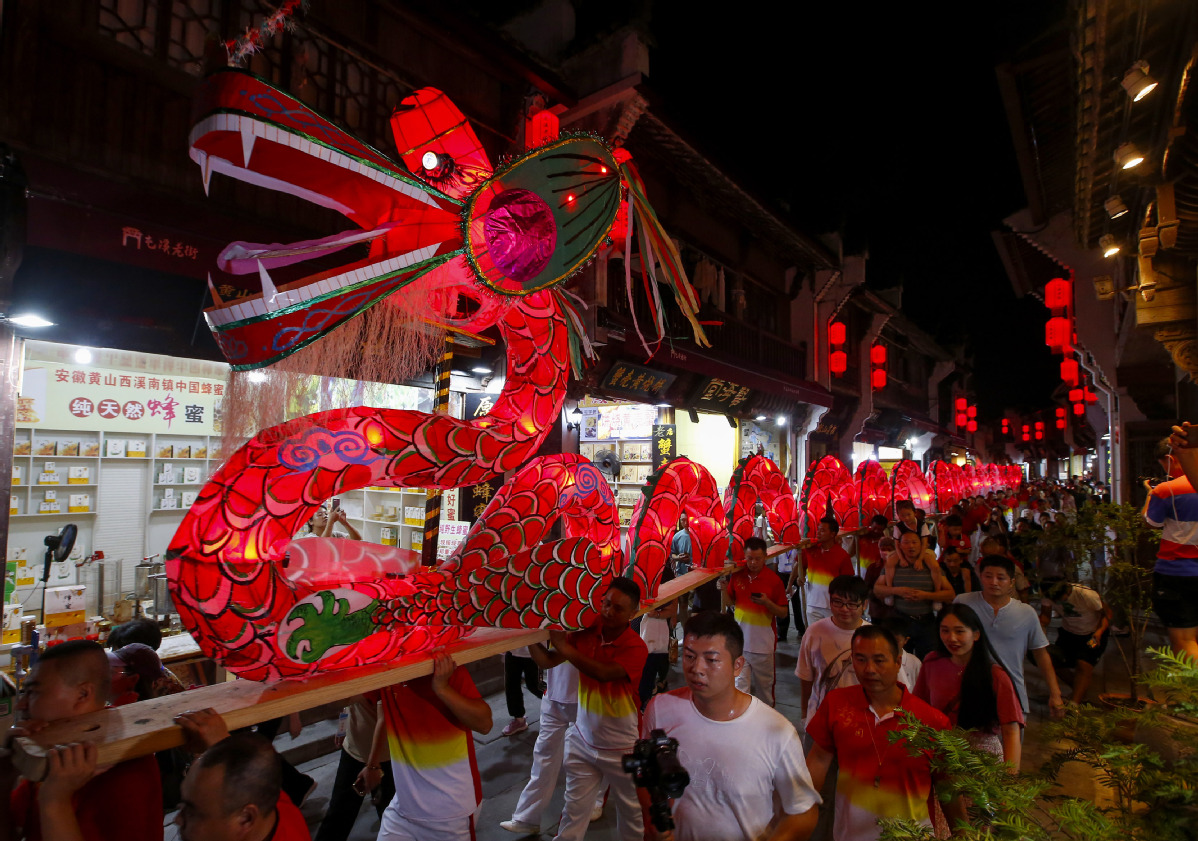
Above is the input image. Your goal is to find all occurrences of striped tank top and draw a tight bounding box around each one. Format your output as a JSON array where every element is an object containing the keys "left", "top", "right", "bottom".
[{"left": 892, "top": 564, "right": 934, "bottom": 616}]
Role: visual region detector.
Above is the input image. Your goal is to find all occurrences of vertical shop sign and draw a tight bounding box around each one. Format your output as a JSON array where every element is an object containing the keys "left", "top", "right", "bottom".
[
  {"left": 463, "top": 392, "right": 504, "bottom": 526},
  {"left": 652, "top": 424, "right": 676, "bottom": 471}
]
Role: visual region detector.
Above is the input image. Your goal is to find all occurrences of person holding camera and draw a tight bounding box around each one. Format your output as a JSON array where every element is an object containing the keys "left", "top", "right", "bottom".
[
  {"left": 527, "top": 578, "right": 648, "bottom": 841},
  {"left": 641, "top": 612, "right": 821, "bottom": 841}
]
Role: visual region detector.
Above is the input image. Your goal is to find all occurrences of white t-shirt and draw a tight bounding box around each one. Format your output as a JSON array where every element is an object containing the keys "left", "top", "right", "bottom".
[
  {"left": 642, "top": 689, "right": 821, "bottom": 841},
  {"left": 795, "top": 617, "right": 867, "bottom": 725},
  {"left": 544, "top": 660, "right": 580, "bottom": 705},
  {"left": 899, "top": 651, "right": 922, "bottom": 691},
  {"left": 640, "top": 615, "right": 672, "bottom": 654},
  {"left": 1042, "top": 585, "right": 1104, "bottom": 635},
  {"left": 775, "top": 549, "right": 798, "bottom": 575}
]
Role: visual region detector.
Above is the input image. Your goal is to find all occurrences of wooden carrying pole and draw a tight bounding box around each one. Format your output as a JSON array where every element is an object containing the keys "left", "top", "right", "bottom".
[{"left": 11, "top": 566, "right": 731, "bottom": 777}]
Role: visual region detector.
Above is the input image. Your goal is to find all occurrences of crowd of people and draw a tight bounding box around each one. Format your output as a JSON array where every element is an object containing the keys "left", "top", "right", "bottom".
[{"left": 2, "top": 465, "right": 1191, "bottom": 841}]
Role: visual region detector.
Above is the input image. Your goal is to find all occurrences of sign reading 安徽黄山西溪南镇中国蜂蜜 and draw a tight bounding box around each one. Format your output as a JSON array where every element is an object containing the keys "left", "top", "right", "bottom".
[{"left": 18, "top": 362, "right": 223, "bottom": 436}]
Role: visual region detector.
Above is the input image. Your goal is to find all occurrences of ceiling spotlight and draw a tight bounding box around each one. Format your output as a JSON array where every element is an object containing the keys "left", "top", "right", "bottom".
[
  {"left": 5, "top": 313, "right": 54, "bottom": 328},
  {"left": 755, "top": 414, "right": 767, "bottom": 421},
  {"left": 470, "top": 366, "right": 491, "bottom": 374},
  {"left": 1114, "top": 142, "right": 1144, "bottom": 170},
  {"left": 1100, "top": 234, "right": 1121, "bottom": 258},
  {"left": 420, "top": 151, "right": 454, "bottom": 178},
  {"left": 1121, "top": 60, "right": 1158, "bottom": 102},
  {"left": 74, "top": 347, "right": 93, "bottom": 364},
  {"left": 1104, "top": 195, "right": 1129, "bottom": 219},
  {"left": 776, "top": 416, "right": 787, "bottom": 427}
]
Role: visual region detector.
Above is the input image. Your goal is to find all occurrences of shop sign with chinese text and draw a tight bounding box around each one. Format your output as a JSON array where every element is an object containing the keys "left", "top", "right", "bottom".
[
  {"left": 691, "top": 377, "right": 753, "bottom": 413},
  {"left": 600, "top": 362, "right": 675, "bottom": 401},
  {"left": 652, "top": 424, "right": 676, "bottom": 471},
  {"left": 19, "top": 362, "right": 222, "bottom": 435}
]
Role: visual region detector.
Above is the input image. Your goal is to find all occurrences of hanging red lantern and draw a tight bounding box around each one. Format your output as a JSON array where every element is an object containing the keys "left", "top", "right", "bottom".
[
  {"left": 871, "top": 368, "right": 887, "bottom": 390},
  {"left": 956, "top": 413, "right": 968, "bottom": 428},
  {"left": 525, "top": 109, "right": 561, "bottom": 149},
  {"left": 967, "top": 420, "right": 978, "bottom": 433},
  {"left": 1035, "top": 430, "right": 1044, "bottom": 440},
  {"left": 1044, "top": 277, "right": 1072, "bottom": 313},
  {"left": 1001, "top": 418, "right": 1010, "bottom": 433},
  {"left": 1056, "top": 419, "right": 1067, "bottom": 429},
  {"left": 1073, "top": 403, "right": 1084, "bottom": 415},
  {"left": 1085, "top": 387, "right": 1098, "bottom": 404},
  {"left": 870, "top": 343, "right": 887, "bottom": 365},
  {"left": 955, "top": 397, "right": 968, "bottom": 412},
  {"left": 1022, "top": 433, "right": 1031, "bottom": 442},
  {"left": 828, "top": 321, "right": 847, "bottom": 346},
  {"left": 1034, "top": 421, "right": 1044, "bottom": 431},
  {"left": 829, "top": 349, "right": 848, "bottom": 375},
  {"left": 967, "top": 405, "right": 977, "bottom": 418},
  {"left": 1055, "top": 407, "right": 1066, "bottom": 417},
  {"left": 1060, "top": 358, "right": 1079, "bottom": 387},
  {"left": 1045, "top": 317, "right": 1071, "bottom": 352},
  {"left": 1068, "top": 388, "right": 1083, "bottom": 403}
]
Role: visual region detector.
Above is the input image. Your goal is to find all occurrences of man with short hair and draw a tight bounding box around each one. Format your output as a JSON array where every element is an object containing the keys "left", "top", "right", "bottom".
[
  {"left": 789, "top": 518, "right": 855, "bottom": 626},
  {"left": 367, "top": 651, "right": 494, "bottom": 841},
  {"left": 0, "top": 639, "right": 163, "bottom": 841},
  {"left": 173, "top": 711, "right": 308, "bottom": 841},
  {"left": 805, "top": 627, "right": 958, "bottom": 841},
  {"left": 796, "top": 575, "right": 869, "bottom": 727},
  {"left": 1143, "top": 435, "right": 1198, "bottom": 662},
  {"left": 1040, "top": 578, "right": 1112, "bottom": 704},
  {"left": 954, "top": 556, "right": 1066, "bottom": 718},
  {"left": 642, "top": 612, "right": 820, "bottom": 841},
  {"left": 725, "top": 536, "right": 788, "bottom": 705},
  {"left": 529, "top": 578, "right": 649, "bottom": 841}
]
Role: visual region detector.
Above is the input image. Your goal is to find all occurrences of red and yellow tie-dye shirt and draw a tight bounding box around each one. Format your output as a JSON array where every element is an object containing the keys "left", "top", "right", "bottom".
[
  {"left": 806, "top": 685, "right": 950, "bottom": 841},
  {"left": 379, "top": 668, "right": 483, "bottom": 822},
  {"left": 726, "top": 567, "right": 787, "bottom": 653},
  {"left": 569, "top": 624, "right": 648, "bottom": 751},
  {"left": 802, "top": 543, "right": 855, "bottom": 609}
]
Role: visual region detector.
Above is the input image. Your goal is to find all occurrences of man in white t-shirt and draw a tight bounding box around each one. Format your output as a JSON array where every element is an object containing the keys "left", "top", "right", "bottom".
[
  {"left": 642, "top": 612, "right": 820, "bottom": 841},
  {"left": 796, "top": 575, "right": 869, "bottom": 726}
]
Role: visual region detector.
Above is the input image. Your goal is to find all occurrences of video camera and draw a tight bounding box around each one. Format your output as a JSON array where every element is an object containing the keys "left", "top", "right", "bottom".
[{"left": 622, "top": 729, "right": 689, "bottom": 833}]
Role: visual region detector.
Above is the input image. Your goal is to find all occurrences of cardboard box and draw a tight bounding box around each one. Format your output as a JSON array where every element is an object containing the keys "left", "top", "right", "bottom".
[
  {"left": 183, "top": 466, "right": 201, "bottom": 484},
  {"left": 176, "top": 445, "right": 191, "bottom": 459},
  {"left": 44, "top": 585, "right": 87, "bottom": 628},
  {"left": 67, "top": 466, "right": 90, "bottom": 484},
  {"left": 58, "top": 440, "right": 79, "bottom": 457},
  {"left": 82, "top": 442, "right": 100, "bottom": 457},
  {"left": 380, "top": 526, "right": 397, "bottom": 546},
  {"left": 3, "top": 604, "right": 22, "bottom": 644},
  {"left": 181, "top": 491, "right": 197, "bottom": 507},
  {"left": 13, "top": 439, "right": 31, "bottom": 455},
  {"left": 193, "top": 446, "right": 207, "bottom": 459},
  {"left": 106, "top": 439, "right": 126, "bottom": 457},
  {"left": 127, "top": 439, "right": 146, "bottom": 458},
  {"left": 34, "top": 440, "right": 56, "bottom": 456},
  {"left": 68, "top": 493, "right": 90, "bottom": 513},
  {"left": 12, "top": 466, "right": 22, "bottom": 485},
  {"left": 157, "top": 444, "right": 174, "bottom": 458}
]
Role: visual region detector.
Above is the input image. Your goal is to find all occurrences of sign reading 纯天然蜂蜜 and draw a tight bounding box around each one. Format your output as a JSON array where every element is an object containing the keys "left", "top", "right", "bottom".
[{"left": 18, "top": 363, "right": 222, "bottom": 436}]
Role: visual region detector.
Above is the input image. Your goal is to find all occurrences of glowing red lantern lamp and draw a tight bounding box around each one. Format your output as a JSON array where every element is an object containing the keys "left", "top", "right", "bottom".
[
  {"left": 871, "top": 368, "right": 887, "bottom": 390},
  {"left": 1044, "top": 277, "right": 1072, "bottom": 313},
  {"left": 1022, "top": 433, "right": 1031, "bottom": 442},
  {"left": 829, "top": 350, "right": 848, "bottom": 375},
  {"left": 1073, "top": 403, "right": 1085, "bottom": 415},
  {"left": 1068, "top": 388, "right": 1083, "bottom": 403},
  {"left": 1035, "top": 430, "right": 1044, "bottom": 440},
  {"left": 955, "top": 397, "right": 968, "bottom": 412},
  {"left": 1055, "top": 407, "right": 1066, "bottom": 417},
  {"left": 1085, "top": 387, "right": 1098, "bottom": 404},
  {"left": 525, "top": 110, "right": 560, "bottom": 149},
  {"left": 967, "top": 420, "right": 978, "bottom": 433},
  {"left": 1045, "top": 317, "right": 1071, "bottom": 352},
  {"left": 870, "top": 343, "right": 887, "bottom": 365},
  {"left": 828, "top": 321, "right": 847, "bottom": 346},
  {"left": 1034, "top": 421, "right": 1044, "bottom": 430},
  {"left": 1056, "top": 419, "right": 1067, "bottom": 429},
  {"left": 1060, "top": 358, "right": 1079, "bottom": 386},
  {"left": 1001, "top": 418, "right": 1010, "bottom": 432},
  {"left": 956, "top": 413, "right": 968, "bottom": 428},
  {"left": 967, "top": 405, "right": 977, "bottom": 418}
]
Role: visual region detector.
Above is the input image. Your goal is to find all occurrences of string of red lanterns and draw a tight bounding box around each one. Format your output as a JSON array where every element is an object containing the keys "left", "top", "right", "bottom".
[
  {"left": 829, "top": 320, "right": 847, "bottom": 377},
  {"left": 870, "top": 342, "right": 887, "bottom": 390}
]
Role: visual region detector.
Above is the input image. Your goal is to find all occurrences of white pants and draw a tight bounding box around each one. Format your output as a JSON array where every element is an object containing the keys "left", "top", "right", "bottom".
[
  {"left": 379, "top": 806, "right": 477, "bottom": 841},
  {"left": 806, "top": 605, "right": 832, "bottom": 627},
  {"left": 553, "top": 727, "right": 643, "bottom": 841},
  {"left": 512, "top": 700, "right": 573, "bottom": 824},
  {"left": 734, "top": 649, "right": 776, "bottom": 706}
]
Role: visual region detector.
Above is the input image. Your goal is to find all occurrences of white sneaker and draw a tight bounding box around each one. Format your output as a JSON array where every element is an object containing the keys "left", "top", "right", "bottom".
[
  {"left": 501, "top": 717, "right": 528, "bottom": 736},
  {"left": 499, "top": 819, "right": 540, "bottom": 835}
]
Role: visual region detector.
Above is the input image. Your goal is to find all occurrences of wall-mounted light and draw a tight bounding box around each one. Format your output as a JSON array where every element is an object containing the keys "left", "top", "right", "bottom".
[
  {"left": 754, "top": 414, "right": 767, "bottom": 421},
  {"left": 1121, "top": 60, "right": 1158, "bottom": 102},
  {"left": 470, "top": 365, "right": 491, "bottom": 375},
  {"left": 1114, "top": 142, "right": 1144, "bottom": 170},
  {"left": 1104, "top": 195, "right": 1129, "bottom": 219},
  {"left": 566, "top": 406, "right": 583, "bottom": 432},
  {"left": 776, "top": 416, "right": 788, "bottom": 427},
  {"left": 1100, "top": 234, "right": 1121, "bottom": 258},
  {"left": 74, "top": 348, "right": 93, "bottom": 364}
]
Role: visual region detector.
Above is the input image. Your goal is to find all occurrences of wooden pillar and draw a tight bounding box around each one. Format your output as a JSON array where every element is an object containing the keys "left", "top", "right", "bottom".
[{"left": 420, "top": 336, "right": 454, "bottom": 565}]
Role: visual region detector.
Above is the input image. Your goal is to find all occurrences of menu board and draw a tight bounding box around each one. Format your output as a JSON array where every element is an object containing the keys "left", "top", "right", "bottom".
[{"left": 580, "top": 403, "right": 657, "bottom": 441}]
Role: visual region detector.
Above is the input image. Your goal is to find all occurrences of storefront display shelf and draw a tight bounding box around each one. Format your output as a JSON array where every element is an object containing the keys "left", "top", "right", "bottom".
[
  {"left": 12, "top": 512, "right": 98, "bottom": 518},
  {"left": 153, "top": 482, "right": 203, "bottom": 487}
]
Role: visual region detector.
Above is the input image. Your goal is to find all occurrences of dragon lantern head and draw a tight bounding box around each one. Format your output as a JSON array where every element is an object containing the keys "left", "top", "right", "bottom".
[{"left": 190, "top": 70, "right": 628, "bottom": 370}]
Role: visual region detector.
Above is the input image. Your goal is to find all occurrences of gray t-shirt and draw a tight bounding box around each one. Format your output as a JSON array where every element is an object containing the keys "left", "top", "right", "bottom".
[{"left": 953, "top": 591, "right": 1048, "bottom": 713}]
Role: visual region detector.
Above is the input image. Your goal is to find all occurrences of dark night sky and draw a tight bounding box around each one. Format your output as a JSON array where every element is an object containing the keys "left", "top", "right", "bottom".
[{"left": 644, "top": 2, "right": 1066, "bottom": 416}]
